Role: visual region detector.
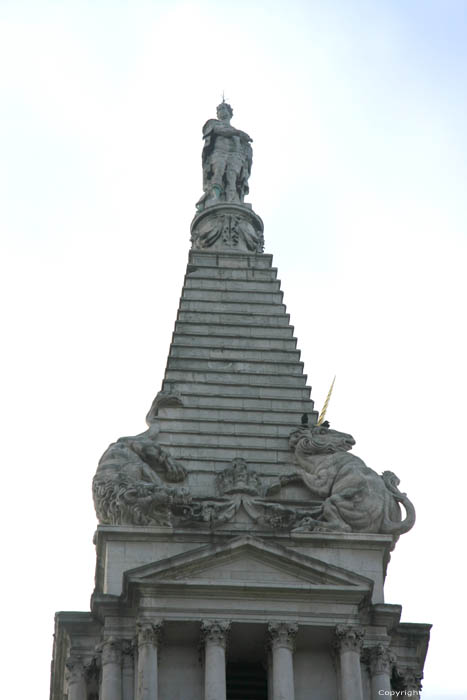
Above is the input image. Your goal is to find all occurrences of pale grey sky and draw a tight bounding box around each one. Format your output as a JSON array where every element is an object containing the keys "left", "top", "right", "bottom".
[{"left": 1, "top": 2, "right": 466, "bottom": 697}]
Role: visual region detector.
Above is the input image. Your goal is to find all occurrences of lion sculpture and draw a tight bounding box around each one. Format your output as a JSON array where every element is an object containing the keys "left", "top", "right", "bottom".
[
  {"left": 93, "top": 433, "right": 190, "bottom": 526},
  {"left": 286, "top": 424, "right": 415, "bottom": 536}
]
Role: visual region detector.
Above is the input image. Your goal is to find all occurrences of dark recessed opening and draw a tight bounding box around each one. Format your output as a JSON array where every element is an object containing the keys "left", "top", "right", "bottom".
[{"left": 226, "top": 662, "right": 268, "bottom": 700}]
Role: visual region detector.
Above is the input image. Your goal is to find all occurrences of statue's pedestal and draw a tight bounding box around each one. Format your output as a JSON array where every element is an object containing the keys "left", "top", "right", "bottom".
[{"left": 191, "top": 203, "right": 264, "bottom": 253}]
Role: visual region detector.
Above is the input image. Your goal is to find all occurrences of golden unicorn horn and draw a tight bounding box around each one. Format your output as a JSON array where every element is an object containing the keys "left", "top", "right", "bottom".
[{"left": 317, "top": 376, "right": 336, "bottom": 426}]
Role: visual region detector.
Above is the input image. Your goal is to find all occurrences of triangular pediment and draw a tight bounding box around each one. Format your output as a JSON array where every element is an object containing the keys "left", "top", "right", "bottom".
[{"left": 124, "top": 536, "right": 373, "bottom": 594}]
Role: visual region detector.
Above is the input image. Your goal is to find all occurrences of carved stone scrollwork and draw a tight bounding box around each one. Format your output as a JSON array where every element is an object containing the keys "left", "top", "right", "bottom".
[
  {"left": 200, "top": 619, "right": 231, "bottom": 648},
  {"left": 366, "top": 644, "right": 396, "bottom": 676},
  {"left": 334, "top": 625, "right": 365, "bottom": 654},
  {"left": 183, "top": 458, "right": 320, "bottom": 529},
  {"left": 136, "top": 619, "right": 164, "bottom": 648},
  {"left": 191, "top": 204, "right": 264, "bottom": 253},
  {"left": 267, "top": 622, "right": 298, "bottom": 652}
]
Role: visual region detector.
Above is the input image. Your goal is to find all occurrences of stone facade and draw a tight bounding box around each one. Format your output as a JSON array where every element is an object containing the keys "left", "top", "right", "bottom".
[{"left": 50, "top": 105, "right": 430, "bottom": 700}]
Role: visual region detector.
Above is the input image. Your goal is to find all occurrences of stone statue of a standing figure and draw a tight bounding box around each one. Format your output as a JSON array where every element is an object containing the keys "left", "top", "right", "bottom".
[{"left": 196, "top": 101, "right": 253, "bottom": 210}]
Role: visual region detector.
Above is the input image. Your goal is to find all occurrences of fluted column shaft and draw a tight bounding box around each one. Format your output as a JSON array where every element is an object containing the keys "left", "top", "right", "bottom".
[
  {"left": 136, "top": 620, "right": 163, "bottom": 700},
  {"left": 268, "top": 622, "right": 298, "bottom": 700},
  {"left": 368, "top": 645, "right": 395, "bottom": 699},
  {"left": 65, "top": 656, "right": 87, "bottom": 700},
  {"left": 100, "top": 637, "right": 122, "bottom": 700},
  {"left": 335, "top": 625, "right": 365, "bottom": 700},
  {"left": 201, "top": 620, "right": 231, "bottom": 700}
]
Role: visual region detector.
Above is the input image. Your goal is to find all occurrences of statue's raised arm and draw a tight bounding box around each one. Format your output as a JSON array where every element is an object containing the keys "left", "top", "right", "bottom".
[{"left": 196, "top": 101, "right": 253, "bottom": 211}]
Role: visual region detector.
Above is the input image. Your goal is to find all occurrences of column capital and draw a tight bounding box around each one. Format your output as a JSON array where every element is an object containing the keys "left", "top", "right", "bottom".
[
  {"left": 122, "top": 639, "right": 136, "bottom": 667},
  {"left": 365, "top": 644, "right": 396, "bottom": 676},
  {"left": 65, "top": 655, "right": 86, "bottom": 686},
  {"left": 268, "top": 622, "right": 298, "bottom": 651},
  {"left": 201, "top": 619, "right": 231, "bottom": 648},
  {"left": 395, "top": 667, "right": 423, "bottom": 692},
  {"left": 334, "top": 625, "right": 365, "bottom": 653},
  {"left": 98, "top": 637, "right": 123, "bottom": 666},
  {"left": 136, "top": 619, "right": 164, "bottom": 648}
]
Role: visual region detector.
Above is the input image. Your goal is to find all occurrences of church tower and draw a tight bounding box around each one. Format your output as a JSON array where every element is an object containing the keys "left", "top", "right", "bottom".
[{"left": 50, "top": 103, "right": 430, "bottom": 700}]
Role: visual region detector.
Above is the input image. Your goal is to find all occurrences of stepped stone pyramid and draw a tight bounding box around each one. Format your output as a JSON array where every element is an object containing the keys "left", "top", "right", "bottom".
[
  {"left": 50, "top": 102, "right": 430, "bottom": 700},
  {"left": 150, "top": 249, "right": 317, "bottom": 497}
]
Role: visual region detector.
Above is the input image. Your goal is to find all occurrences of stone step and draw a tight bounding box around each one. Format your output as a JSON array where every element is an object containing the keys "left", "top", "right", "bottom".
[
  {"left": 157, "top": 406, "right": 315, "bottom": 424},
  {"left": 183, "top": 277, "right": 281, "bottom": 293},
  {"left": 189, "top": 251, "right": 273, "bottom": 269},
  {"left": 157, "top": 418, "right": 298, "bottom": 437},
  {"left": 179, "top": 299, "right": 287, "bottom": 316},
  {"left": 166, "top": 357, "right": 305, "bottom": 376},
  {"left": 163, "top": 369, "right": 308, "bottom": 389},
  {"left": 182, "top": 288, "right": 284, "bottom": 304},
  {"left": 174, "top": 322, "right": 294, "bottom": 339},
  {"left": 178, "top": 394, "right": 313, "bottom": 411},
  {"left": 169, "top": 344, "right": 301, "bottom": 362},
  {"left": 157, "top": 442, "right": 293, "bottom": 463},
  {"left": 186, "top": 266, "right": 277, "bottom": 282},
  {"left": 162, "top": 380, "right": 311, "bottom": 400},
  {"left": 158, "top": 430, "right": 290, "bottom": 450},
  {"left": 171, "top": 333, "right": 298, "bottom": 351},
  {"left": 177, "top": 311, "right": 291, "bottom": 327}
]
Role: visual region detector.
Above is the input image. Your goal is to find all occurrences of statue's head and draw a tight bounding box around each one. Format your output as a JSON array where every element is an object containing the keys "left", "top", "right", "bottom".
[
  {"left": 289, "top": 423, "right": 356, "bottom": 455},
  {"left": 217, "top": 101, "right": 233, "bottom": 120}
]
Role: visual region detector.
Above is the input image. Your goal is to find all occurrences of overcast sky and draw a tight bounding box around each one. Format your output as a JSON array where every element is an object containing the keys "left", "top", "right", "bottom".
[{"left": 1, "top": 1, "right": 466, "bottom": 698}]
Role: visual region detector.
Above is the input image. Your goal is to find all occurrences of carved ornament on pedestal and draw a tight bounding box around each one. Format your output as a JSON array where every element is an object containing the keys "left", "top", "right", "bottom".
[{"left": 191, "top": 204, "right": 264, "bottom": 253}]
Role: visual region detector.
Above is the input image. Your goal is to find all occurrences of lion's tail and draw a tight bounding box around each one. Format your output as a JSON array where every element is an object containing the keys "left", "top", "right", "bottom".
[{"left": 380, "top": 471, "right": 416, "bottom": 535}]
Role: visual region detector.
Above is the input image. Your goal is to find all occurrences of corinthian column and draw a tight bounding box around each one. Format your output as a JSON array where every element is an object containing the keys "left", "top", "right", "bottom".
[
  {"left": 267, "top": 622, "right": 298, "bottom": 700},
  {"left": 65, "top": 655, "right": 87, "bottom": 700},
  {"left": 136, "top": 619, "right": 163, "bottom": 700},
  {"left": 201, "top": 619, "right": 231, "bottom": 700},
  {"left": 100, "top": 637, "right": 122, "bottom": 700},
  {"left": 367, "top": 644, "right": 395, "bottom": 699},
  {"left": 335, "top": 625, "right": 365, "bottom": 700},
  {"left": 396, "top": 667, "right": 423, "bottom": 696},
  {"left": 122, "top": 640, "right": 135, "bottom": 700}
]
